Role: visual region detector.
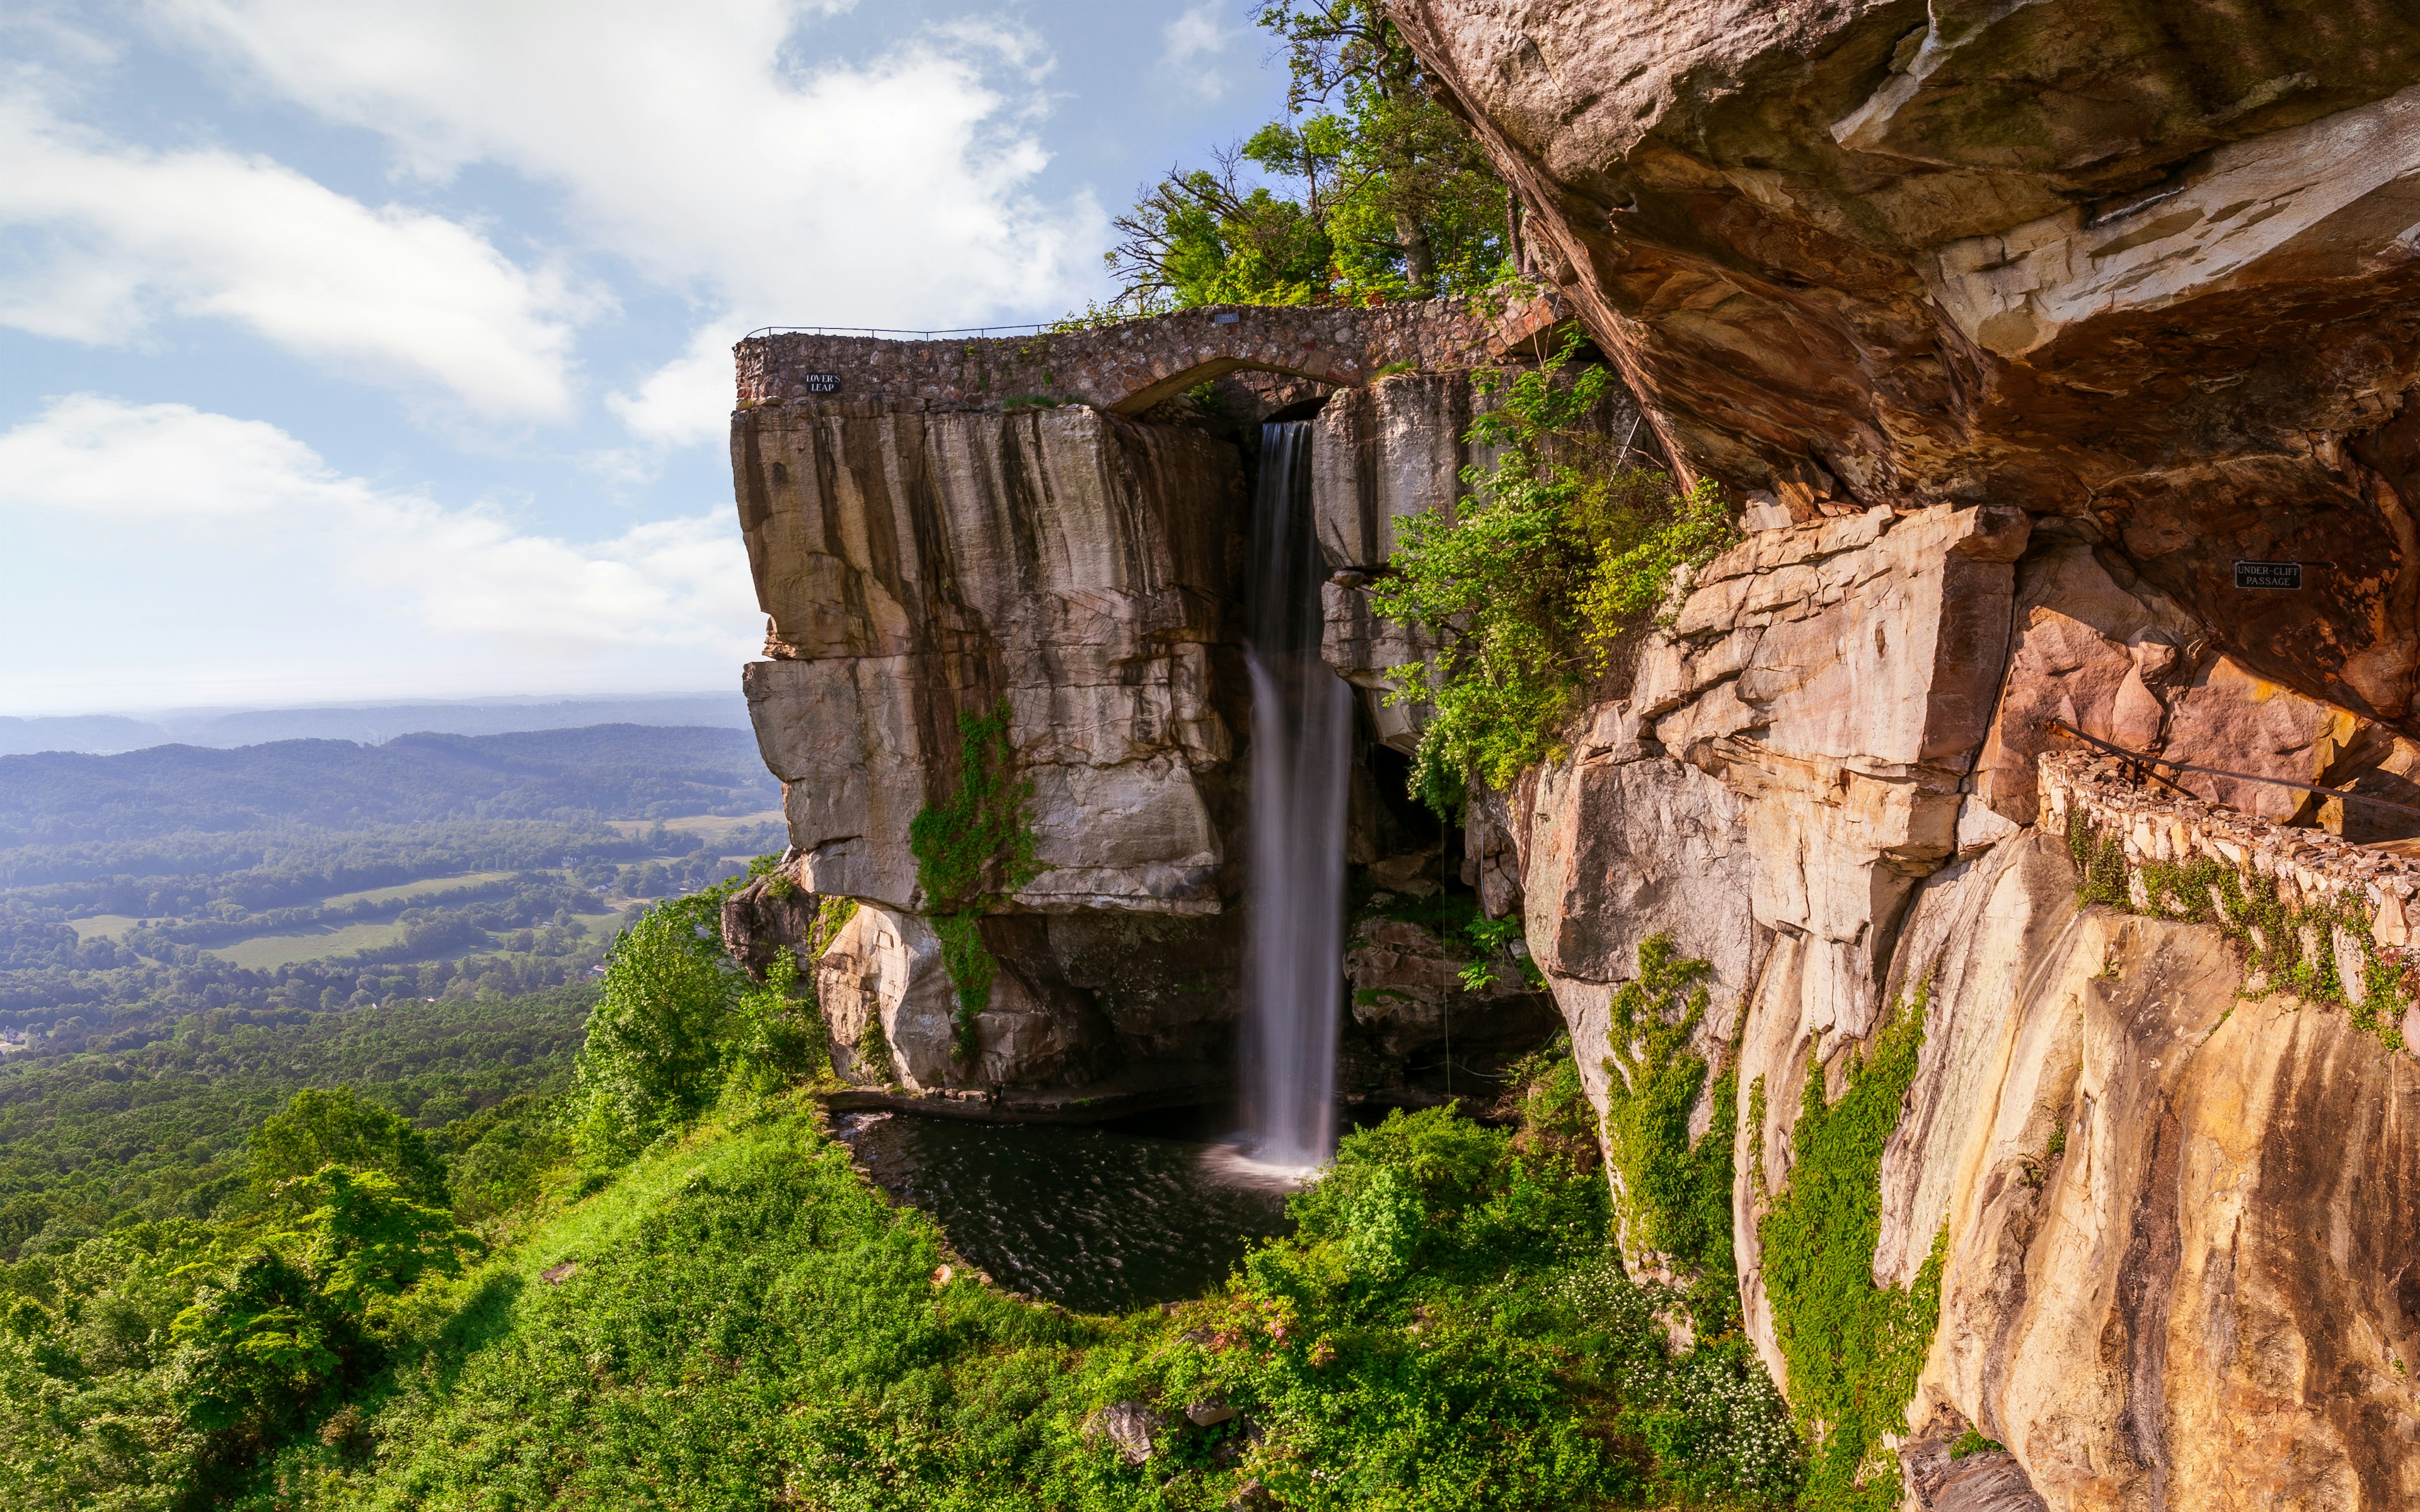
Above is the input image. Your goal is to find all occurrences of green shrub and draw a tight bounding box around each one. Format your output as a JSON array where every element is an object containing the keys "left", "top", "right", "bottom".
[
  {"left": 727, "top": 948, "right": 834, "bottom": 1094},
  {"left": 1370, "top": 334, "right": 1734, "bottom": 813},
  {"left": 568, "top": 887, "right": 747, "bottom": 1157},
  {"left": 1755, "top": 985, "right": 1945, "bottom": 1512}
]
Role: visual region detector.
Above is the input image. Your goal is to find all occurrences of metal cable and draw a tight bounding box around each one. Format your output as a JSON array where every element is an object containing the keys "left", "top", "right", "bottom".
[{"left": 2041, "top": 718, "right": 2420, "bottom": 820}]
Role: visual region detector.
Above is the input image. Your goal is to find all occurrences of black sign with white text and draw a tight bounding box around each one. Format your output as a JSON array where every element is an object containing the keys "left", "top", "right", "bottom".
[
  {"left": 800, "top": 372, "right": 841, "bottom": 394},
  {"left": 2234, "top": 560, "right": 2303, "bottom": 590}
]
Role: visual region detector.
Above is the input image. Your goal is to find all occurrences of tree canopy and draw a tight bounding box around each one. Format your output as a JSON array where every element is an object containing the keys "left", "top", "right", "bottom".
[{"left": 1107, "top": 1, "right": 1509, "bottom": 310}]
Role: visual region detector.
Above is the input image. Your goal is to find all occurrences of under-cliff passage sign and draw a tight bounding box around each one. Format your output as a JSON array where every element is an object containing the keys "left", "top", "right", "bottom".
[
  {"left": 799, "top": 373, "right": 840, "bottom": 394},
  {"left": 2235, "top": 561, "right": 2303, "bottom": 590}
]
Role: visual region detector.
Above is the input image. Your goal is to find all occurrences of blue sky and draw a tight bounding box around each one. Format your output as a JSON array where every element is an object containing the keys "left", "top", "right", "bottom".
[{"left": 0, "top": 0, "right": 1289, "bottom": 715}]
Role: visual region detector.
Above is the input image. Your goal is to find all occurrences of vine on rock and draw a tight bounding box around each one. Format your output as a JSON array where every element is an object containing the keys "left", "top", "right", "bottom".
[
  {"left": 1598, "top": 934, "right": 1741, "bottom": 1334},
  {"left": 2065, "top": 808, "right": 2411, "bottom": 1051},
  {"left": 1754, "top": 983, "right": 1946, "bottom": 1512},
  {"left": 908, "top": 702, "right": 1045, "bottom": 1060}
]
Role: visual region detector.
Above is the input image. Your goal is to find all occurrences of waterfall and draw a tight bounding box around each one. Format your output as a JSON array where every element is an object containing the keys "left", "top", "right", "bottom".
[{"left": 1239, "top": 420, "right": 1351, "bottom": 1171}]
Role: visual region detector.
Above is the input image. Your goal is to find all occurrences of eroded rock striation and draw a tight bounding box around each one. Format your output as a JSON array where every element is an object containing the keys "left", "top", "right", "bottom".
[{"left": 727, "top": 331, "right": 1570, "bottom": 1111}]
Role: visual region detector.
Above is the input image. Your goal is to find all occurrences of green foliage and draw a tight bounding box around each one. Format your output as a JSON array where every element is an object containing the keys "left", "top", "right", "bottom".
[
  {"left": 0, "top": 875, "right": 1803, "bottom": 1511},
  {"left": 282, "top": 1165, "right": 476, "bottom": 1322},
  {"left": 1105, "top": 0, "right": 1507, "bottom": 311},
  {"left": 1456, "top": 912, "right": 1544, "bottom": 992},
  {"left": 908, "top": 703, "right": 1044, "bottom": 1059},
  {"left": 248, "top": 1086, "right": 449, "bottom": 1211},
  {"left": 570, "top": 886, "right": 748, "bottom": 1157},
  {"left": 2065, "top": 808, "right": 2412, "bottom": 1051},
  {"left": 853, "top": 1013, "right": 899, "bottom": 1089},
  {"left": 1755, "top": 985, "right": 1945, "bottom": 1512},
  {"left": 1949, "top": 1428, "right": 2006, "bottom": 1458},
  {"left": 227, "top": 1087, "right": 1794, "bottom": 1512},
  {"left": 1597, "top": 936, "right": 1741, "bottom": 1332},
  {"left": 1370, "top": 335, "right": 1736, "bottom": 810},
  {"left": 164, "top": 1246, "right": 371, "bottom": 1490},
  {"left": 0, "top": 988, "right": 589, "bottom": 1258},
  {"left": 727, "top": 947, "right": 834, "bottom": 1094}
]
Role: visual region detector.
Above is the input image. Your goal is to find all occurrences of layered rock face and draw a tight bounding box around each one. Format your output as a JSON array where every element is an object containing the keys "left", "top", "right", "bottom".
[
  {"left": 732, "top": 401, "right": 1251, "bottom": 1099},
  {"left": 1378, "top": 4, "right": 2420, "bottom": 1506},
  {"left": 729, "top": 355, "right": 1566, "bottom": 1109}
]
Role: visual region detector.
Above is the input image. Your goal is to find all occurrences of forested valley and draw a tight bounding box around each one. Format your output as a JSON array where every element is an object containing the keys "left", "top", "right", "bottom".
[{"left": 0, "top": 723, "right": 781, "bottom": 1257}]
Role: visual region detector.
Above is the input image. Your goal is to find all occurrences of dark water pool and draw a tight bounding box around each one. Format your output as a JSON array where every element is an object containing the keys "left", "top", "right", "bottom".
[{"left": 836, "top": 1106, "right": 1297, "bottom": 1314}]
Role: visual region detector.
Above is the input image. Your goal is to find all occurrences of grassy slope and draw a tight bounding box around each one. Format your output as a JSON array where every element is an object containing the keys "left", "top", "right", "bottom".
[
  {"left": 301, "top": 1099, "right": 1117, "bottom": 1511},
  {"left": 265, "top": 1085, "right": 1799, "bottom": 1512}
]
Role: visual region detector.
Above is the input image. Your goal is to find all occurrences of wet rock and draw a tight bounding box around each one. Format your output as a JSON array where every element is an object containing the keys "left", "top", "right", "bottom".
[{"left": 1343, "top": 913, "right": 1559, "bottom": 1068}]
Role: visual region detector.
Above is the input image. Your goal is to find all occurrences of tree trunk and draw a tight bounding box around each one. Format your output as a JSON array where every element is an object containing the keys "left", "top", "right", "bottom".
[{"left": 1395, "top": 210, "right": 1436, "bottom": 294}]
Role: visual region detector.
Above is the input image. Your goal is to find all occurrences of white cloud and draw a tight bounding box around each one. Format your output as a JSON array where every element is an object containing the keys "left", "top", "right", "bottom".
[
  {"left": 0, "top": 93, "right": 593, "bottom": 420},
  {"left": 608, "top": 319, "right": 749, "bottom": 447},
  {"left": 164, "top": 0, "right": 1112, "bottom": 442},
  {"left": 0, "top": 396, "right": 761, "bottom": 710},
  {"left": 1159, "top": 4, "right": 1241, "bottom": 101}
]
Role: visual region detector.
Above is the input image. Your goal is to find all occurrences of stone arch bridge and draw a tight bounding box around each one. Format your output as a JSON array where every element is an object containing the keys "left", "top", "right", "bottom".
[{"left": 733, "top": 295, "right": 1572, "bottom": 415}]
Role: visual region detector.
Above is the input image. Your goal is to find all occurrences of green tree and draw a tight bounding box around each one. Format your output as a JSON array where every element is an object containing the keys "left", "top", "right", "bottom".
[
  {"left": 163, "top": 1249, "right": 367, "bottom": 1489},
  {"left": 1107, "top": 0, "right": 1507, "bottom": 309},
  {"left": 247, "top": 1085, "right": 447, "bottom": 1210},
  {"left": 287, "top": 1164, "right": 475, "bottom": 1320},
  {"left": 570, "top": 890, "right": 744, "bottom": 1157}
]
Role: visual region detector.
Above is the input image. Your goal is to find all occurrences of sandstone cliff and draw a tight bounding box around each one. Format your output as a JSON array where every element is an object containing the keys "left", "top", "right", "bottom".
[
  {"left": 725, "top": 342, "right": 1568, "bottom": 1111},
  {"left": 1374, "top": 4, "right": 2420, "bottom": 1507}
]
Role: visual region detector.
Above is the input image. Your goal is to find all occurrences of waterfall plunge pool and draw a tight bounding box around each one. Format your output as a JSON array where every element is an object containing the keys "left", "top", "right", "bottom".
[{"left": 834, "top": 1106, "right": 1300, "bottom": 1314}]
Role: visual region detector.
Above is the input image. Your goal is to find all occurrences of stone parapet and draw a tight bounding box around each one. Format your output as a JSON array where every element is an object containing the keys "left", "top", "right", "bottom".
[
  {"left": 2037, "top": 749, "right": 2420, "bottom": 946},
  {"left": 734, "top": 299, "right": 1502, "bottom": 415}
]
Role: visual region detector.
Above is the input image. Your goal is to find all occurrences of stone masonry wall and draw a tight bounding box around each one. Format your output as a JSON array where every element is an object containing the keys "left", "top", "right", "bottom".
[{"left": 735, "top": 299, "right": 1505, "bottom": 415}]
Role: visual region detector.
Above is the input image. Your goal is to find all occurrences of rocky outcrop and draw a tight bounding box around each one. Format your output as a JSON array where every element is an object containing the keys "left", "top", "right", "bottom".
[
  {"left": 1875, "top": 832, "right": 2420, "bottom": 1512},
  {"left": 729, "top": 312, "right": 1563, "bottom": 1106},
  {"left": 1392, "top": 0, "right": 2420, "bottom": 723},
  {"left": 1369, "top": 8, "right": 2420, "bottom": 1505},
  {"left": 737, "top": 403, "right": 1243, "bottom": 917},
  {"left": 732, "top": 399, "right": 1252, "bottom": 1096}
]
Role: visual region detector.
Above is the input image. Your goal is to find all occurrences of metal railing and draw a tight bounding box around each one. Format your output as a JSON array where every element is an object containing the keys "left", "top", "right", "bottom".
[{"left": 742, "top": 323, "right": 1055, "bottom": 341}]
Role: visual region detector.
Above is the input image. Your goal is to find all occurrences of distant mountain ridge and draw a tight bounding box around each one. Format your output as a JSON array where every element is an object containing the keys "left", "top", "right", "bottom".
[
  {"left": 0, "top": 724, "right": 779, "bottom": 847},
  {"left": 0, "top": 693, "right": 750, "bottom": 757}
]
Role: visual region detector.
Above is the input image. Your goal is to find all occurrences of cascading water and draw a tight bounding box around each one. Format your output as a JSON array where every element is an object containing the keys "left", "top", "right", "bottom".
[{"left": 1238, "top": 420, "right": 1351, "bottom": 1172}]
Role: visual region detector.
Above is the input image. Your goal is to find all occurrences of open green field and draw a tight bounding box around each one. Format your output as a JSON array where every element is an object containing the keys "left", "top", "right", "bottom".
[
  {"left": 318, "top": 869, "right": 518, "bottom": 908},
  {"left": 604, "top": 808, "right": 782, "bottom": 840},
  {"left": 64, "top": 914, "right": 141, "bottom": 942},
  {"left": 206, "top": 919, "right": 409, "bottom": 969}
]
